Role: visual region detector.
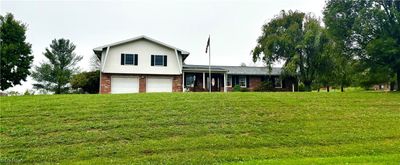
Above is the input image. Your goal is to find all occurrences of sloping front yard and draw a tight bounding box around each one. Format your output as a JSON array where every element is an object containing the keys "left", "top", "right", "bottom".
[{"left": 1, "top": 92, "right": 400, "bottom": 164}]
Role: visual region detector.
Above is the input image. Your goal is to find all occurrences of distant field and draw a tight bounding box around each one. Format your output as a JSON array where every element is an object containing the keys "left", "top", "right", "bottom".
[{"left": 1, "top": 92, "right": 400, "bottom": 164}]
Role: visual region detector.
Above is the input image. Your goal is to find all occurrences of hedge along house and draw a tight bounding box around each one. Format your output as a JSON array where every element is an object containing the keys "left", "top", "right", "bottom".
[{"left": 93, "top": 35, "right": 297, "bottom": 94}]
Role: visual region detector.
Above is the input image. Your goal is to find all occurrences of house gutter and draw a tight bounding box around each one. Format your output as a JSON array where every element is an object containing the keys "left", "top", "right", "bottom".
[
  {"left": 99, "top": 46, "right": 110, "bottom": 93},
  {"left": 174, "top": 49, "right": 182, "bottom": 74},
  {"left": 101, "top": 46, "right": 110, "bottom": 72}
]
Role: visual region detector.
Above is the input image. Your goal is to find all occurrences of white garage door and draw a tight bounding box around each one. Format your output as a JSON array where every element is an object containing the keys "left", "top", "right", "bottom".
[
  {"left": 111, "top": 76, "right": 139, "bottom": 94},
  {"left": 147, "top": 77, "right": 173, "bottom": 92}
]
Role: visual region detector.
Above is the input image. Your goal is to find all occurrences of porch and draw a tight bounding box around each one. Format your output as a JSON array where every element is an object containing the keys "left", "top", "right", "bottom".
[
  {"left": 183, "top": 65, "right": 227, "bottom": 92},
  {"left": 182, "top": 64, "right": 298, "bottom": 92}
]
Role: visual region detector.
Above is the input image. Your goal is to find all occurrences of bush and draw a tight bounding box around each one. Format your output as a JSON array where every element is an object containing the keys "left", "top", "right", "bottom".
[
  {"left": 70, "top": 70, "right": 100, "bottom": 94},
  {"left": 233, "top": 85, "right": 241, "bottom": 92},
  {"left": 7, "top": 91, "right": 20, "bottom": 96},
  {"left": 254, "top": 81, "right": 274, "bottom": 92},
  {"left": 232, "top": 85, "right": 250, "bottom": 92},
  {"left": 298, "top": 83, "right": 306, "bottom": 92},
  {"left": 23, "top": 90, "right": 35, "bottom": 95}
]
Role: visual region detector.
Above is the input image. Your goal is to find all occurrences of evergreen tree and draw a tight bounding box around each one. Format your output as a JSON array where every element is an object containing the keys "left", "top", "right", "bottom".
[{"left": 31, "top": 39, "right": 82, "bottom": 94}]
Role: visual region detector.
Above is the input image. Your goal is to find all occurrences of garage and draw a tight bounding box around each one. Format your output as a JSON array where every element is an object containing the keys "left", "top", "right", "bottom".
[
  {"left": 147, "top": 77, "right": 173, "bottom": 92},
  {"left": 111, "top": 76, "right": 139, "bottom": 94}
]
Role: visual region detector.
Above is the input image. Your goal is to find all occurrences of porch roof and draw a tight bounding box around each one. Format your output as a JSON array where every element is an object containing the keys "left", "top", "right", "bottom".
[
  {"left": 182, "top": 65, "right": 227, "bottom": 72},
  {"left": 183, "top": 64, "right": 282, "bottom": 75}
]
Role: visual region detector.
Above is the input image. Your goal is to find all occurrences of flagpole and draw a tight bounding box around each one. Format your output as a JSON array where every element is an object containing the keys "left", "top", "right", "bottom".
[{"left": 208, "top": 35, "right": 211, "bottom": 93}]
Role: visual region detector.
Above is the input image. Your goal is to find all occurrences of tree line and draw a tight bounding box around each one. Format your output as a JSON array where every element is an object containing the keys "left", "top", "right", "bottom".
[
  {"left": 252, "top": 0, "right": 400, "bottom": 92},
  {"left": 1, "top": 0, "right": 399, "bottom": 94},
  {"left": 0, "top": 13, "right": 99, "bottom": 94}
]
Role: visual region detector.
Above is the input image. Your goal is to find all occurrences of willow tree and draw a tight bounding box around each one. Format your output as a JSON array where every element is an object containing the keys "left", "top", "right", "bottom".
[{"left": 252, "top": 10, "right": 330, "bottom": 91}]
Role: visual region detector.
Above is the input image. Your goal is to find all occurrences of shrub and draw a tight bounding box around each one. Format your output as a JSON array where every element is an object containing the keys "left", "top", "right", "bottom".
[
  {"left": 298, "top": 83, "right": 306, "bottom": 92},
  {"left": 7, "top": 91, "right": 20, "bottom": 96},
  {"left": 233, "top": 85, "right": 241, "bottom": 92},
  {"left": 254, "top": 81, "right": 274, "bottom": 92},
  {"left": 232, "top": 85, "right": 250, "bottom": 92},
  {"left": 70, "top": 70, "right": 100, "bottom": 94},
  {"left": 23, "top": 90, "right": 35, "bottom": 95}
]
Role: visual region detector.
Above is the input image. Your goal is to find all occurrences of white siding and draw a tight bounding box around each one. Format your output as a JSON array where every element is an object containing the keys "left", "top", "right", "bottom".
[{"left": 102, "top": 39, "right": 181, "bottom": 75}]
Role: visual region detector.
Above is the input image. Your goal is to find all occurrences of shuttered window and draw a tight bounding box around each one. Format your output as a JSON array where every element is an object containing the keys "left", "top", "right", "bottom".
[
  {"left": 121, "top": 54, "right": 138, "bottom": 65},
  {"left": 151, "top": 55, "right": 167, "bottom": 66}
]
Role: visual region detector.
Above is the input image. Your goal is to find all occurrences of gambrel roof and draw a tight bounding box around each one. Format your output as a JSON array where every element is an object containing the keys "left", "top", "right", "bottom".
[{"left": 93, "top": 35, "right": 190, "bottom": 60}]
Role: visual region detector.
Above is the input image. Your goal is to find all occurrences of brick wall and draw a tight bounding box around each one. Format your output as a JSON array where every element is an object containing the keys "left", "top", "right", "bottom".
[
  {"left": 139, "top": 76, "right": 146, "bottom": 93},
  {"left": 249, "top": 76, "right": 262, "bottom": 91},
  {"left": 100, "top": 73, "right": 111, "bottom": 94},
  {"left": 225, "top": 75, "right": 297, "bottom": 92},
  {"left": 100, "top": 73, "right": 182, "bottom": 94},
  {"left": 172, "top": 75, "right": 183, "bottom": 92}
]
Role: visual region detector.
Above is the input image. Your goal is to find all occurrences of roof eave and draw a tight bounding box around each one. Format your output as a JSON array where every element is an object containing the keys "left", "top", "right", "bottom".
[{"left": 93, "top": 35, "right": 190, "bottom": 55}]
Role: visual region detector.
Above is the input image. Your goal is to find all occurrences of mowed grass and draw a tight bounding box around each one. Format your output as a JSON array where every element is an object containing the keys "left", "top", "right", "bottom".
[{"left": 1, "top": 92, "right": 400, "bottom": 164}]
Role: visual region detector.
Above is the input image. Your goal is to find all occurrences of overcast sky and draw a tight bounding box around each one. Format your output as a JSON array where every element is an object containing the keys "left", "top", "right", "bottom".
[{"left": 1, "top": 0, "right": 325, "bottom": 93}]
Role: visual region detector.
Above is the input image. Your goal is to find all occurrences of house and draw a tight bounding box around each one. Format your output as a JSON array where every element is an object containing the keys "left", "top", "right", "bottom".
[{"left": 93, "top": 35, "right": 297, "bottom": 94}]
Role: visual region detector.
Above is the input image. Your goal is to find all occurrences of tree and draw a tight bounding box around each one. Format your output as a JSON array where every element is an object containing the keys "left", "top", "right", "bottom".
[
  {"left": 314, "top": 40, "right": 337, "bottom": 92},
  {"left": 252, "top": 11, "right": 330, "bottom": 91},
  {"left": 89, "top": 53, "right": 100, "bottom": 71},
  {"left": 324, "top": 0, "right": 400, "bottom": 90},
  {"left": 0, "top": 13, "right": 33, "bottom": 90},
  {"left": 323, "top": 1, "right": 359, "bottom": 92},
  {"left": 70, "top": 70, "right": 100, "bottom": 94},
  {"left": 31, "top": 39, "right": 82, "bottom": 94}
]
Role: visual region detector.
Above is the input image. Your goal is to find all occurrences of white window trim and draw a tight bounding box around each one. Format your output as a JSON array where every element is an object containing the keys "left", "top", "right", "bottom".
[
  {"left": 185, "top": 74, "right": 196, "bottom": 87},
  {"left": 226, "top": 75, "right": 232, "bottom": 87},
  {"left": 275, "top": 78, "right": 283, "bottom": 88},
  {"left": 153, "top": 55, "right": 166, "bottom": 66},
  {"left": 239, "top": 76, "right": 246, "bottom": 88},
  {"left": 122, "top": 53, "right": 135, "bottom": 65}
]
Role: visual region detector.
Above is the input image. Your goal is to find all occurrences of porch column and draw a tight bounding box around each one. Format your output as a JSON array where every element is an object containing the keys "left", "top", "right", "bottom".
[
  {"left": 224, "top": 73, "right": 227, "bottom": 92},
  {"left": 182, "top": 72, "right": 185, "bottom": 92},
  {"left": 202, "top": 72, "right": 206, "bottom": 89}
]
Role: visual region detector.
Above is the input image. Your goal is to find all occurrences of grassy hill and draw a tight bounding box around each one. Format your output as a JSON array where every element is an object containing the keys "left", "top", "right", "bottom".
[{"left": 1, "top": 92, "right": 400, "bottom": 164}]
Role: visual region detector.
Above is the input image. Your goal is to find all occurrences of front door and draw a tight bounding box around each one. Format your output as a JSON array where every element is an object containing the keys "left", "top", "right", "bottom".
[{"left": 207, "top": 74, "right": 222, "bottom": 92}]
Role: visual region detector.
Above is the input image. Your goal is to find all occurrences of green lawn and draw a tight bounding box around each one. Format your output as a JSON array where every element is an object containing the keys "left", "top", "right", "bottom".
[{"left": 1, "top": 92, "right": 400, "bottom": 164}]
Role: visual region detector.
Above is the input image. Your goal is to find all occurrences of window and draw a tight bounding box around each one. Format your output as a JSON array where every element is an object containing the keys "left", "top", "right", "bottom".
[
  {"left": 227, "top": 75, "right": 232, "bottom": 87},
  {"left": 151, "top": 55, "right": 167, "bottom": 66},
  {"left": 121, "top": 54, "right": 138, "bottom": 65},
  {"left": 125, "top": 54, "right": 134, "bottom": 64},
  {"left": 185, "top": 74, "right": 196, "bottom": 87},
  {"left": 239, "top": 76, "right": 246, "bottom": 88},
  {"left": 274, "top": 77, "right": 282, "bottom": 88}
]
